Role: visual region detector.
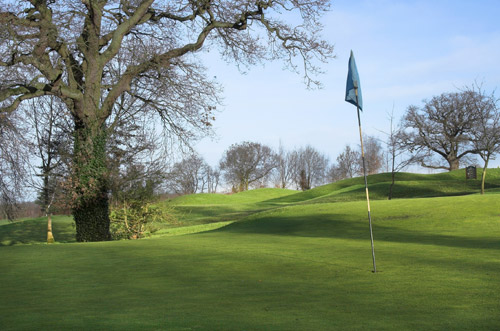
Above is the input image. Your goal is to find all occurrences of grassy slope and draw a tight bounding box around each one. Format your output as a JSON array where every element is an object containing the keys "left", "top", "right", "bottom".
[
  {"left": 1, "top": 170, "right": 500, "bottom": 329},
  {"left": 164, "top": 168, "right": 500, "bottom": 227},
  {"left": 0, "top": 215, "right": 75, "bottom": 246},
  {"left": 169, "top": 187, "right": 298, "bottom": 205},
  {"left": 270, "top": 168, "right": 500, "bottom": 204},
  {"left": 164, "top": 188, "right": 297, "bottom": 225}
]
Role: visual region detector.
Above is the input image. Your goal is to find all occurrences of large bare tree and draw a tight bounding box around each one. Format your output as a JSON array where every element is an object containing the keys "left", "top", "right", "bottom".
[
  {"left": 165, "top": 153, "right": 220, "bottom": 194},
  {"left": 165, "top": 153, "right": 207, "bottom": 195},
  {"left": 401, "top": 89, "right": 491, "bottom": 171},
  {"left": 290, "top": 145, "right": 328, "bottom": 190},
  {"left": 220, "top": 141, "right": 277, "bottom": 191},
  {"left": 332, "top": 144, "right": 360, "bottom": 180},
  {"left": 0, "top": 0, "right": 332, "bottom": 241}
]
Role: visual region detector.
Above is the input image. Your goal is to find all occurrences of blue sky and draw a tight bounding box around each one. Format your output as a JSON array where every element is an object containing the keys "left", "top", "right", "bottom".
[{"left": 194, "top": 0, "right": 500, "bottom": 170}]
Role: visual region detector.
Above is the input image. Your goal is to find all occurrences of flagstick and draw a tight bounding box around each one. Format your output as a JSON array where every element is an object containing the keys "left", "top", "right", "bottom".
[{"left": 355, "top": 88, "right": 377, "bottom": 273}]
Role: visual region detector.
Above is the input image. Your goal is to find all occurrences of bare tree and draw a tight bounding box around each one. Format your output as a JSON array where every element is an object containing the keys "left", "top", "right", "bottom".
[
  {"left": 401, "top": 90, "right": 490, "bottom": 171},
  {"left": 220, "top": 142, "right": 277, "bottom": 191},
  {"left": 204, "top": 165, "right": 221, "bottom": 194},
  {"left": 21, "top": 97, "right": 72, "bottom": 242},
  {"left": 0, "top": 111, "right": 28, "bottom": 220},
  {"left": 23, "top": 97, "right": 72, "bottom": 215},
  {"left": 380, "top": 111, "right": 421, "bottom": 199},
  {"left": 274, "top": 141, "right": 294, "bottom": 189},
  {"left": 165, "top": 153, "right": 208, "bottom": 195},
  {"left": 361, "top": 135, "right": 383, "bottom": 175},
  {"left": 291, "top": 145, "right": 328, "bottom": 190},
  {"left": 107, "top": 104, "right": 168, "bottom": 205},
  {"left": 0, "top": 1, "right": 333, "bottom": 241},
  {"left": 327, "top": 163, "right": 343, "bottom": 183},
  {"left": 334, "top": 145, "right": 360, "bottom": 180},
  {"left": 467, "top": 86, "right": 500, "bottom": 194}
]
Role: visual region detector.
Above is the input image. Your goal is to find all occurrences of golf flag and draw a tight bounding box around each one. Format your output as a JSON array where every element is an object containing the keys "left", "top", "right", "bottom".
[
  {"left": 344, "top": 50, "right": 376, "bottom": 273},
  {"left": 345, "top": 50, "right": 363, "bottom": 111}
]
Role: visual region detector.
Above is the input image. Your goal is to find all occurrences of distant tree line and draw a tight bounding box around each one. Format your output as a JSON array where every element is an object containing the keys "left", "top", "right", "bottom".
[
  {"left": 164, "top": 137, "right": 384, "bottom": 194},
  {"left": 1, "top": 84, "right": 499, "bottom": 221},
  {"left": 162, "top": 84, "right": 500, "bottom": 195}
]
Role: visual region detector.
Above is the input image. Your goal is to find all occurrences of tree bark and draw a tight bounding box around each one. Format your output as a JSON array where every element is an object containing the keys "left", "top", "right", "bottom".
[
  {"left": 481, "top": 157, "right": 489, "bottom": 195},
  {"left": 389, "top": 172, "right": 395, "bottom": 200},
  {"left": 449, "top": 157, "right": 460, "bottom": 171},
  {"left": 47, "top": 214, "right": 55, "bottom": 244},
  {"left": 72, "top": 120, "right": 111, "bottom": 242}
]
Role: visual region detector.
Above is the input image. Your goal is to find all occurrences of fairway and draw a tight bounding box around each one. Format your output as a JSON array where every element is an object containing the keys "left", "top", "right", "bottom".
[
  {"left": 2, "top": 1, "right": 500, "bottom": 330},
  {"left": 1, "top": 172, "right": 500, "bottom": 330}
]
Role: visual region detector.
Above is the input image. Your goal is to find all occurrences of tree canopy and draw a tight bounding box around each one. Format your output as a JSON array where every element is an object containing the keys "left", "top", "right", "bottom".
[
  {"left": 401, "top": 89, "right": 495, "bottom": 171},
  {"left": 0, "top": 0, "right": 333, "bottom": 241},
  {"left": 220, "top": 141, "right": 277, "bottom": 191}
]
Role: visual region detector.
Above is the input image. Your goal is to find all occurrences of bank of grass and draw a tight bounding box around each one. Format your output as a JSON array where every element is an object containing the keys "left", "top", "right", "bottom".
[
  {"left": 0, "top": 215, "right": 75, "bottom": 246},
  {"left": 164, "top": 187, "right": 297, "bottom": 225},
  {"left": 164, "top": 168, "right": 500, "bottom": 226},
  {"left": 1, "top": 169, "right": 500, "bottom": 329},
  {"left": 270, "top": 168, "right": 500, "bottom": 204},
  {"left": 1, "top": 194, "right": 499, "bottom": 330},
  {"left": 169, "top": 187, "right": 297, "bottom": 205}
]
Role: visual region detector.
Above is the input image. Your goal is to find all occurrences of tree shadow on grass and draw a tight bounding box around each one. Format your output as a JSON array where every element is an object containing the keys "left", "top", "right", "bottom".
[
  {"left": 307, "top": 181, "right": 500, "bottom": 205},
  {"left": 0, "top": 217, "right": 76, "bottom": 246},
  {"left": 212, "top": 212, "right": 500, "bottom": 251},
  {"left": 173, "top": 203, "right": 287, "bottom": 225}
]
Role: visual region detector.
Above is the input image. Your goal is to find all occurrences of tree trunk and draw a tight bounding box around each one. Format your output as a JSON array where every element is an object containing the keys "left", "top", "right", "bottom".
[
  {"left": 389, "top": 171, "right": 395, "bottom": 200},
  {"left": 449, "top": 157, "right": 460, "bottom": 171},
  {"left": 388, "top": 151, "right": 396, "bottom": 200},
  {"left": 481, "top": 157, "right": 489, "bottom": 195},
  {"left": 72, "top": 121, "right": 111, "bottom": 242},
  {"left": 47, "top": 214, "right": 55, "bottom": 244}
]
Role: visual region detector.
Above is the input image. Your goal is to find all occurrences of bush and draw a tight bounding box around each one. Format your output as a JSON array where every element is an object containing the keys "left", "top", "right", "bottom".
[{"left": 109, "top": 201, "right": 177, "bottom": 240}]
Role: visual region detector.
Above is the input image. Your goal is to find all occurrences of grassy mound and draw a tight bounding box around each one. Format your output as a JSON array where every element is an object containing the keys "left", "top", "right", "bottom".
[
  {"left": 1, "top": 169, "right": 500, "bottom": 329},
  {"left": 163, "top": 188, "right": 297, "bottom": 225},
  {"left": 162, "top": 168, "right": 500, "bottom": 227},
  {"left": 1, "top": 194, "right": 499, "bottom": 330},
  {"left": 168, "top": 187, "right": 297, "bottom": 205},
  {"left": 270, "top": 168, "right": 500, "bottom": 204}
]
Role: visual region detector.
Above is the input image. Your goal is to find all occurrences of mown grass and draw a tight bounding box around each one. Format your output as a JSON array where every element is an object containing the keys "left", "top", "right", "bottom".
[
  {"left": 163, "top": 168, "right": 500, "bottom": 227},
  {"left": 169, "top": 187, "right": 297, "bottom": 206},
  {"left": 163, "top": 187, "right": 297, "bottom": 225},
  {"left": 1, "top": 169, "right": 499, "bottom": 330},
  {"left": 0, "top": 215, "right": 75, "bottom": 246}
]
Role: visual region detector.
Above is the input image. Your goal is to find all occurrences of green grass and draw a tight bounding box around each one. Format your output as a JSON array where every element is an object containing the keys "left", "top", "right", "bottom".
[
  {"left": 0, "top": 215, "right": 75, "bottom": 246},
  {"left": 1, "top": 170, "right": 500, "bottom": 330},
  {"left": 163, "top": 188, "right": 298, "bottom": 226},
  {"left": 169, "top": 187, "right": 297, "bottom": 205},
  {"left": 162, "top": 169, "right": 500, "bottom": 228}
]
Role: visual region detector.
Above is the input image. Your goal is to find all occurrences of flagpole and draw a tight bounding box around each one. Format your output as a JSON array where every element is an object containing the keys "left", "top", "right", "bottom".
[{"left": 355, "top": 87, "right": 377, "bottom": 273}]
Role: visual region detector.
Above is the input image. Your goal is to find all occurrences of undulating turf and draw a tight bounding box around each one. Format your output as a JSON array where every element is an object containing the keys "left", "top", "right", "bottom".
[
  {"left": 164, "top": 168, "right": 500, "bottom": 227},
  {"left": 1, "top": 170, "right": 499, "bottom": 330},
  {"left": 0, "top": 215, "right": 75, "bottom": 246}
]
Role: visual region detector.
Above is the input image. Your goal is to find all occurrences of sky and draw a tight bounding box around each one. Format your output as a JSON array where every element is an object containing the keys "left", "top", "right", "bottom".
[{"left": 193, "top": 0, "right": 500, "bottom": 170}]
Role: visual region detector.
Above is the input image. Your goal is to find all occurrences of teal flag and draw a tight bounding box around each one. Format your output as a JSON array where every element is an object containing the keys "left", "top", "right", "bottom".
[{"left": 345, "top": 50, "right": 363, "bottom": 111}]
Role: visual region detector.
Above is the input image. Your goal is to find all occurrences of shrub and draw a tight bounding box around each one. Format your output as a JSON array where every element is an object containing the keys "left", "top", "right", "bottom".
[{"left": 109, "top": 201, "right": 177, "bottom": 240}]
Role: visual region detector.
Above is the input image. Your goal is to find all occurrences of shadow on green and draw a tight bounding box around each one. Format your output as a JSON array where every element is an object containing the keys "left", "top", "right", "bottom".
[{"left": 0, "top": 215, "right": 75, "bottom": 246}]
